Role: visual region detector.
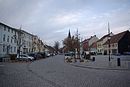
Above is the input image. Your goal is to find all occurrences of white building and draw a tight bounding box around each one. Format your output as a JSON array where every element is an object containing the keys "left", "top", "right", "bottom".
[
  {"left": 20, "top": 30, "right": 33, "bottom": 54},
  {"left": 97, "top": 32, "right": 113, "bottom": 55},
  {"left": 82, "top": 35, "right": 99, "bottom": 51},
  {"left": 0, "top": 22, "right": 44, "bottom": 60},
  {"left": 0, "top": 22, "right": 18, "bottom": 58},
  {"left": 88, "top": 35, "right": 99, "bottom": 47}
]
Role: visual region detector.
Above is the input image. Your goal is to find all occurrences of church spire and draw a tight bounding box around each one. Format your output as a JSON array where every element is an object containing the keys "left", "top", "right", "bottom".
[
  {"left": 108, "top": 22, "right": 110, "bottom": 34},
  {"left": 68, "top": 29, "right": 71, "bottom": 38}
]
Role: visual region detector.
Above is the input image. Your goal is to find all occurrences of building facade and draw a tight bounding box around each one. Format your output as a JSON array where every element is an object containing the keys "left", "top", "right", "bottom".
[
  {"left": 82, "top": 35, "right": 99, "bottom": 52},
  {"left": 0, "top": 23, "right": 18, "bottom": 57},
  {"left": 97, "top": 32, "right": 113, "bottom": 55},
  {"left": 103, "top": 30, "right": 130, "bottom": 55},
  {"left": 32, "top": 35, "right": 44, "bottom": 53},
  {"left": 0, "top": 22, "right": 45, "bottom": 59},
  {"left": 20, "top": 30, "right": 33, "bottom": 54},
  {"left": 89, "top": 42, "right": 97, "bottom": 54}
]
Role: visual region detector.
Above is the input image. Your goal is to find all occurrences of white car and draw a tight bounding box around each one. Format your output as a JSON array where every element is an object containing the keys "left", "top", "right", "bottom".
[
  {"left": 17, "top": 54, "right": 34, "bottom": 61},
  {"left": 64, "top": 53, "right": 73, "bottom": 60}
]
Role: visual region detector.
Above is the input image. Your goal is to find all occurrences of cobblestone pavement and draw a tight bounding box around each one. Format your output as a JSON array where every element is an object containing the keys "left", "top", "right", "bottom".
[
  {"left": 0, "top": 62, "right": 53, "bottom": 87},
  {"left": 29, "top": 55, "right": 130, "bottom": 87},
  {"left": 1, "top": 55, "right": 130, "bottom": 87}
]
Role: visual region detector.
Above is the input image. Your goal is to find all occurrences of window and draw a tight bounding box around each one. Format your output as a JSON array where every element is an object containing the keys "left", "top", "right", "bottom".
[
  {"left": 29, "top": 42, "right": 31, "bottom": 47},
  {"left": 115, "top": 43, "right": 117, "bottom": 47},
  {"left": 4, "top": 26, "right": 6, "bottom": 31},
  {"left": 10, "top": 46, "right": 12, "bottom": 53},
  {"left": 8, "top": 28, "right": 10, "bottom": 32},
  {"left": 3, "top": 34, "right": 6, "bottom": 41},
  {"left": 12, "top": 29, "right": 13, "bottom": 33},
  {"left": 7, "top": 36, "right": 9, "bottom": 42},
  {"left": 3, "top": 46, "right": 5, "bottom": 52},
  {"left": 14, "top": 47, "right": 15, "bottom": 52},
  {"left": 11, "top": 37, "right": 13, "bottom": 43},
  {"left": 14, "top": 39, "right": 17, "bottom": 43},
  {"left": 15, "top": 31, "right": 17, "bottom": 35},
  {"left": 112, "top": 44, "right": 114, "bottom": 47}
]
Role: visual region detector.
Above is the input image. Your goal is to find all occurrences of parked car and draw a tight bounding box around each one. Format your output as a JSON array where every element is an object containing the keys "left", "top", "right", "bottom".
[
  {"left": 37, "top": 52, "right": 46, "bottom": 58},
  {"left": 28, "top": 52, "right": 43, "bottom": 60},
  {"left": 46, "top": 53, "right": 51, "bottom": 57},
  {"left": 64, "top": 53, "right": 73, "bottom": 60},
  {"left": 17, "top": 54, "right": 34, "bottom": 61},
  {"left": 28, "top": 53, "right": 37, "bottom": 60}
]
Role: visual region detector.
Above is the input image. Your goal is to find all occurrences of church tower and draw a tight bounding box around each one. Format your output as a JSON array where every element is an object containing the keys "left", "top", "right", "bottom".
[{"left": 68, "top": 29, "right": 71, "bottom": 38}]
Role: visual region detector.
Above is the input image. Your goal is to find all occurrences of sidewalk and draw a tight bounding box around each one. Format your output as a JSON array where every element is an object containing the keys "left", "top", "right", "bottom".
[{"left": 69, "top": 55, "right": 130, "bottom": 70}]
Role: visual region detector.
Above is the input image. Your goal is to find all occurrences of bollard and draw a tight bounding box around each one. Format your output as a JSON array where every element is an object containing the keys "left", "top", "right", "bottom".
[
  {"left": 92, "top": 57, "right": 95, "bottom": 61},
  {"left": 117, "top": 58, "right": 121, "bottom": 66}
]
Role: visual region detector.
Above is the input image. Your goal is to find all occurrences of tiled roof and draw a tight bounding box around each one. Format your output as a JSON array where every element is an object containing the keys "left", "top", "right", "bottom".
[
  {"left": 90, "top": 42, "right": 97, "bottom": 48},
  {"left": 104, "top": 30, "right": 129, "bottom": 45},
  {"left": 82, "top": 35, "right": 97, "bottom": 43},
  {"left": 82, "top": 39, "right": 89, "bottom": 43},
  {"left": 97, "top": 33, "right": 110, "bottom": 42}
]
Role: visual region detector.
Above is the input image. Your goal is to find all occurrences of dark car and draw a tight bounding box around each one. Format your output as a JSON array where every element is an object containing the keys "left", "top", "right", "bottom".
[
  {"left": 37, "top": 52, "right": 46, "bottom": 58},
  {"left": 28, "top": 52, "right": 46, "bottom": 60}
]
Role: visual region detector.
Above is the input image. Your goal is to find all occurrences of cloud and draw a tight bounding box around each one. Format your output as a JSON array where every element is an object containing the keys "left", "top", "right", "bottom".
[
  {"left": 53, "top": 13, "right": 79, "bottom": 25},
  {"left": 0, "top": 0, "right": 130, "bottom": 46}
]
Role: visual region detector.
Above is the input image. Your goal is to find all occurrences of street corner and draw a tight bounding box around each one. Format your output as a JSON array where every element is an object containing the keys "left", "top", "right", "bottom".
[{"left": 66, "top": 55, "right": 130, "bottom": 71}]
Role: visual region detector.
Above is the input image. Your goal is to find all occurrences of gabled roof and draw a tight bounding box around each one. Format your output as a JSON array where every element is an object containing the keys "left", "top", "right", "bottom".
[
  {"left": 82, "top": 35, "right": 97, "bottom": 43},
  {"left": 0, "top": 22, "right": 34, "bottom": 36},
  {"left": 82, "top": 39, "right": 89, "bottom": 43},
  {"left": 0, "top": 22, "right": 19, "bottom": 31},
  {"left": 97, "top": 33, "right": 110, "bottom": 42},
  {"left": 104, "top": 30, "right": 129, "bottom": 45},
  {"left": 89, "top": 42, "right": 97, "bottom": 48}
]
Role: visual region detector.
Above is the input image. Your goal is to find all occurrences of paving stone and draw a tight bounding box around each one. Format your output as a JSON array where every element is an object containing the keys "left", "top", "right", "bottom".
[{"left": 1, "top": 55, "right": 130, "bottom": 87}]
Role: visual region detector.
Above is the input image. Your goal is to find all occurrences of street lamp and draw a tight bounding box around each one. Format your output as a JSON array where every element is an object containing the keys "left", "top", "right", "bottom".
[
  {"left": 108, "top": 36, "right": 111, "bottom": 61},
  {"left": 80, "top": 37, "right": 83, "bottom": 59},
  {"left": 107, "top": 22, "right": 111, "bottom": 61}
]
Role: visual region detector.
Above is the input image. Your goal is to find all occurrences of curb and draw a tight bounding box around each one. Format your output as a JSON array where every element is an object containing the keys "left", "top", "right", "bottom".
[{"left": 67, "top": 63, "right": 130, "bottom": 71}]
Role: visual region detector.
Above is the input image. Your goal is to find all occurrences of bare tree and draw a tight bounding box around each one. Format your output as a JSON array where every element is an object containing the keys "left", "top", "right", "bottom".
[
  {"left": 54, "top": 41, "right": 60, "bottom": 54},
  {"left": 63, "top": 30, "right": 80, "bottom": 54},
  {"left": 63, "top": 35, "right": 79, "bottom": 52}
]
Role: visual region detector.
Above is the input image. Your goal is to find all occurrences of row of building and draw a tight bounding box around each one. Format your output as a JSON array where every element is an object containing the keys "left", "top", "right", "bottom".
[
  {"left": 81, "top": 30, "right": 130, "bottom": 55},
  {"left": 0, "top": 22, "right": 45, "bottom": 58}
]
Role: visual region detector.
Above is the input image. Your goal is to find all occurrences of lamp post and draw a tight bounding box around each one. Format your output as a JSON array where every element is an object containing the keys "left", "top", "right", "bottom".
[
  {"left": 108, "top": 36, "right": 111, "bottom": 61},
  {"left": 80, "top": 37, "right": 83, "bottom": 59},
  {"left": 76, "top": 29, "right": 80, "bottom": 59},
  {"left": 108, "top": 22, "right": 111, "bottom": 61}
]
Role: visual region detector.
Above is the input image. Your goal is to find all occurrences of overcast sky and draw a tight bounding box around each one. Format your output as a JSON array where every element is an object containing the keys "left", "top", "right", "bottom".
[{"left": 0, "top": 0, "right": 130, "bottom": 46}]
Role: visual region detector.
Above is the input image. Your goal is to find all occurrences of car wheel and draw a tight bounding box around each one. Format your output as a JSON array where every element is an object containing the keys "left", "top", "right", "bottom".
[{"left": 29, "top": 59, "right": 32, "bottom": 61}]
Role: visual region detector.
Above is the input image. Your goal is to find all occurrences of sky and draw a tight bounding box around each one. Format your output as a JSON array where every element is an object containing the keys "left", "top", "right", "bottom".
[{"left": 0, "top": 0, "right": 130, "bottom": 46}]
